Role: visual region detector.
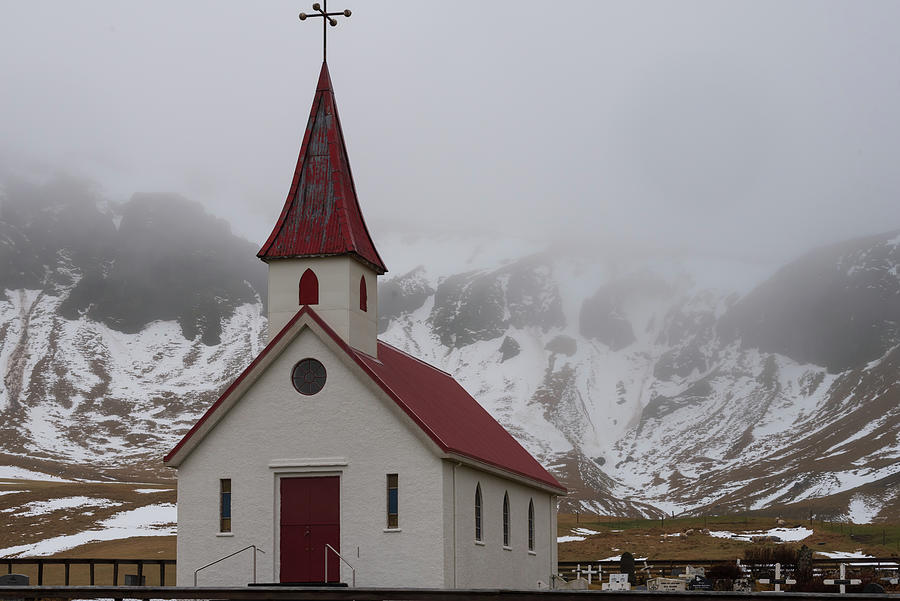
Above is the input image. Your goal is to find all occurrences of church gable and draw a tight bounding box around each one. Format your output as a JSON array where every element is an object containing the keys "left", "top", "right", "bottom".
[
  {"left": 166, "top": 306, "right": 563, "bottom": 494},
  {"left": 176, "top": 322, "right": 443, "bottom": 474},
  {"left": 165, "top": 307, "right": 441, "bottom": 467}
]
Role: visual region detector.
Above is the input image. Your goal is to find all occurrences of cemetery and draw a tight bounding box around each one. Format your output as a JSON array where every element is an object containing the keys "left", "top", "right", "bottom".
[
  {"left": 2, "top": 498, "right": 899, "bottom": 595},
  {"left": 552, "top": 512, "right": 900, "bottom": 593}
]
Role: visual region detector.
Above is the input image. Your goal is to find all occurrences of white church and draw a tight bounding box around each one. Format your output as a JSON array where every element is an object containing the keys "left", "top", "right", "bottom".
[{"left": 164, "top": 62, "right": 566, "bottom": 589}]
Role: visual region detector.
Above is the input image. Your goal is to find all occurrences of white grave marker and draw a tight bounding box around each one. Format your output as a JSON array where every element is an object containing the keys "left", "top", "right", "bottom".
[
  {"left": 824, "top": 563, "right": 861, "bottom": 594},
  {"left": 678, "top": 565, "right": 705, "bottom": 579},
  {"left": 582, "top": 564, "right": 598, "bottom": 585},
  {"left": 647, "top": 577, "right": 686, "bottom": 591},
  {"left": 757, "top": 562, "right": 796, "bottom": 592},
  {"left": 602, "top": 572, "right": 631, "bottom": 591}
]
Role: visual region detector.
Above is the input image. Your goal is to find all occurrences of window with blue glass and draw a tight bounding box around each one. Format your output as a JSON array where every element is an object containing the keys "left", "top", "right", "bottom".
[
  {"left": 220, "top": 478, "right": 232, "bottom": 532},
  {"left": 386, "top": 474, "right": 398, "bottom": 528}
]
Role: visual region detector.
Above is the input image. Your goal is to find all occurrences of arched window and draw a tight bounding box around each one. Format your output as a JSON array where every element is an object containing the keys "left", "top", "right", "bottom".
[
  {"left": 528, "top": 498, "right": 535, "bottom": 551},
  {"left": 359, "top": 275, "right": 367, "bottom": 312},
  {"left": 474, "top": 484, "right": 482, "bottom": 542},
  {"left": 502, "top": 492, "right": 510, "bottom": 547},
  {"left": 299, "top": 269, "right": 318, "bottom": 305}
]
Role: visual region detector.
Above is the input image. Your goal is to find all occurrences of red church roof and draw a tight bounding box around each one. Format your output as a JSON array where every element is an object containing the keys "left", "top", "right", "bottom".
[
  {"left": 258, "top": 62, "right": 387, "bottom": 274},
  {"left": 164, "top": 307, "right": 565, "bottom": 494},
  {"left": 354, "top": 342, "right": 564, "bottom": 492}
]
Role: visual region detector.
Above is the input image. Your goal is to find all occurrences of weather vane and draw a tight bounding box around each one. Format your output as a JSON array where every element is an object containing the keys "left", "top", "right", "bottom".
[{"left": 299, "top": 1, "right": 352, "bottom": 63}]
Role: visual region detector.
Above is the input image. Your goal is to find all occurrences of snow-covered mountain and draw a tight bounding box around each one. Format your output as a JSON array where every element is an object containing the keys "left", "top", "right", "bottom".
[
  {"left": 0, "top": 178, "right": 897, "bottom": 521},
  {"left": 0, "top": 178, "right": 266, "bottom": 480},
  {"left": 376, "top": 230, "right": 900, "bottom": 522}
]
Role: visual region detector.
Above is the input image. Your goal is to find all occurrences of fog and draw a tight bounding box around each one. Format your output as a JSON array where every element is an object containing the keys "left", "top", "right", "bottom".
[{"left": 2, "top": 1, "right": 899, "bottom": 269}]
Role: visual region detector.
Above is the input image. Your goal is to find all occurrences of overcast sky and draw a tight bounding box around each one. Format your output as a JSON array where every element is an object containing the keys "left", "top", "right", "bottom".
[{"left": 2, "top": 1, "right": 899, "bottom": 268}]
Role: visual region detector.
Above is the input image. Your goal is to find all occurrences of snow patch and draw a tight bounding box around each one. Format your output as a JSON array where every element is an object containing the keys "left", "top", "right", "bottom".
[
  {"left": 0, "top": 503, "right": 176, "bottom": 557},
  {"left": 846, "top": 496, "right": 880, "bottom": 524},
  {"left": 572, "top": 527, "right": 601, "bottom": 536},
  {"left": 707, "top": 526, "right": 813, "bottom": 542},
  {"left": 816, "top": 551, "right": 873, "bottom": 559},
  {"left": 16, "top": 496, "right": 118, "bottom": 517},
  {"left": 0, "top": 466, "right": 70, "bottom": 482}
]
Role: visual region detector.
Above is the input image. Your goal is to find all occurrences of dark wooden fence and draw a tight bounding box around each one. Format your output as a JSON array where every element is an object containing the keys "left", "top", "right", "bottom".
[
  {"left": 2, "top": 558, "right": 175, "bottom": 586},
  {"left": 0, "top": 586, "right": 896, "bottom": 600},
  {"left": 2, "top": 556, "right": 896, "bottom": 591}
]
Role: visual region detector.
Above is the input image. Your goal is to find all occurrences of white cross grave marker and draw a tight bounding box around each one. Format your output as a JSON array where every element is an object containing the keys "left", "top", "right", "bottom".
[
  {"left": 570, "top": 564, "right": 582, "bottom": 580},
  {"left": 824, "top": 563, "right": 861, "bottom": 594},
  {"left": 582, "top": 564, "right": 598, "bottom": 585},
  {"left": 757, "top": 562, "right": 797, "bottom": 592}
]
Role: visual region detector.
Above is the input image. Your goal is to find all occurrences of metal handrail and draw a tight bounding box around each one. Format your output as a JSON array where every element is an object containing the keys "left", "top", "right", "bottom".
[
  {"left": 323, "top": 544, "right": 356, "bottom": 587},
  {"left": 193, "top": 545, "right": 266, "bottom": 586}
]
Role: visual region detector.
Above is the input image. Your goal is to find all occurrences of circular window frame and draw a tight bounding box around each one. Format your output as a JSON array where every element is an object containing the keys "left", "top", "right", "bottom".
[{"left": 291, "top": 358, "right": 327, "bottom": 396}]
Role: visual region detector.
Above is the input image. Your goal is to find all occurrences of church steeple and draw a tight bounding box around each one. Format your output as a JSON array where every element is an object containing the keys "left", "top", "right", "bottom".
[
  {"left": 260, "top": 62, "right": 384, "bottom": 355},
  {"left": 258, "top": 62, "right": 386, "bottom": 274}
]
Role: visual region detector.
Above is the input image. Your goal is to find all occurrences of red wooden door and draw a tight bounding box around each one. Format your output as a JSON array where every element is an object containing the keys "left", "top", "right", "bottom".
[{"left": 279, "top": 476, "right": 340, "bottom": 583}]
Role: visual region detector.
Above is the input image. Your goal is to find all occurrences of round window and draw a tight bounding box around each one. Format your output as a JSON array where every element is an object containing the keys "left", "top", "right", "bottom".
[{"left": 292, "top": 358, "right": 327, "bottom": 395}]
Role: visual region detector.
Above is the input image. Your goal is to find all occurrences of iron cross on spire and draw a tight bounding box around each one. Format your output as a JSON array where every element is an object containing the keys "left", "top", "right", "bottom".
[{"left": 299, "top": 1, "right": 352, "bottom": 63}]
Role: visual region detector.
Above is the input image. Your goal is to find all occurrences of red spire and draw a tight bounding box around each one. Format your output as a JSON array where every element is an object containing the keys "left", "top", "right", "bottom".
[{"left": 258, "top": 62, "right": 387, "bottom": 274}]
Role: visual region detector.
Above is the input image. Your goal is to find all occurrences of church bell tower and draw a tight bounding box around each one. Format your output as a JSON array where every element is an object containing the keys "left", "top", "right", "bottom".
[{"left": 258, "top": 63, "right": 386, "bottom": 356}]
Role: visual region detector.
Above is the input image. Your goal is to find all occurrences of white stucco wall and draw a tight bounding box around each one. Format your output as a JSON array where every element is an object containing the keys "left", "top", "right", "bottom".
[
  {"left": 267, "top": 256, "right": 378, "bottom": 355},
  {"left": 175, "top": 328, "right": 445, "bottom": 587},
  {"left": 442, "top": 463, "right": 558, "bottom": 589}
]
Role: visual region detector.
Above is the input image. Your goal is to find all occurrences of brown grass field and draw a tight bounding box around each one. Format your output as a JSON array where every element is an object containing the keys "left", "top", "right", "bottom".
[{"left": 0, "top": 478, "right": 175, "bottom": 553}]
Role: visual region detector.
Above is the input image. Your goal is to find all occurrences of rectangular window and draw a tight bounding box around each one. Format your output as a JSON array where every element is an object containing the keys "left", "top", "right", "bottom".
[
  {"left": 386, "top": 474, "right": 398, "bottom": 528},
  {"left": 220, "top": 479, "right": 232, "bottom": 532}
]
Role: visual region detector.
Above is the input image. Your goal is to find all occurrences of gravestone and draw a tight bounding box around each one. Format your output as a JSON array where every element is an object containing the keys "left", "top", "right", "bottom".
[
  {"left": 602, "top": 573, "right": 631, "bottom": 591},
  {"left": 688, "top": 575, "right": 713, "bottom": 590},
  {"left": 620, "top": 551, "right": 635, "bottom": 584},
  {"left": 757, "top": 562, "right": 796, "bottom": 592},
  {"left": 824, "top": 563, "right": 861, "bottom": 594},
  {"left": 0, "top": 574, "right": 28, "bottom": 601},
  {"left": 582, "top": 563, "right": 599, "bottom": 586},
  {"left": 647, "top": 577, "right": 685, "bottom": 591},
  {"left": 569, "top": 563, "right": 583, "bottom": 580},
  {"left": 564, "top": 577, "right": 589, "bottom": 590},
  {"left": 679, "top": 565, "right": 706, "bottom": 578},
  {"left": 733, "top": 577, "right": 752, "bottom": 592},
  {"left": 796, "top": 543, "right": 813, "bottom": 586}
]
